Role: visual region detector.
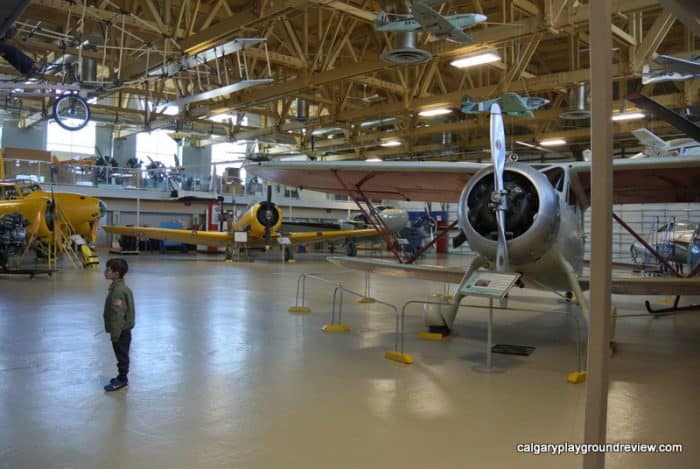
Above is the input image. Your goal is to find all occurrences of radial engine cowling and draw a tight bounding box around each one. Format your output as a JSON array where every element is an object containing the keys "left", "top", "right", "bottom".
[
  {"left": 457, "top": 163, "right": 560, "bottom": 265},
  {"left": 254, "top": 201, "right": 282, "bottom": 230}
]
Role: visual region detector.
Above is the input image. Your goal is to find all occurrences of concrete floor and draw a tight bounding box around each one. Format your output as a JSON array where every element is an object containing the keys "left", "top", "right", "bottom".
[{"left": 0, "top": 252, "right": 698, "bottom": 468}]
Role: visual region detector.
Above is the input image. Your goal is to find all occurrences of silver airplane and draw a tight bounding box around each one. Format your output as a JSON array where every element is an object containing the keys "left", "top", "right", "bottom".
[
  {"left": 374, "top": 2, "right": 486, "bottom": 44},
  {"left": 688, "top": 226, "right": 700, "bottom": 271},
  {"left": 641, "top": 54, "right": 700, "bottom": 85},
  {"left": 245, "top": 107, "right": 700, "bottom": 335},
  {"left": 630, "top": 220, "right": 697, "bottom": 266},
  {"left": 461, "top": 92, "right": 550, "bottom": 119}
]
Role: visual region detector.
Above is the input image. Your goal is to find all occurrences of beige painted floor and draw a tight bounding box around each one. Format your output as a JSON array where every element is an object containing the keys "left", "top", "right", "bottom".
[{"left": 0, "top": 252, "right": 698, "bottom": 468}]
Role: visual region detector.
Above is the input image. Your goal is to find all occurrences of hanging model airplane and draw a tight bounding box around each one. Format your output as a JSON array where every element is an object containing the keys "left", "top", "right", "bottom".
[
  {"left": 630, "top": 128, "right": 700, "bottom": 158},
  {"left": 374, "top": 2, "right": 486, "bottom": 44},
  {"left": 244, "top": 104, "right": 700, "bottom": 333},
  {"left": 103, "top": 186, "right": 408, "bottom": 258},
  {"left": 460, "top": 92, "right": 550, "bottom": 119},
  {"left": 641, "top": 54, "right": 700, "bottom": 85}
]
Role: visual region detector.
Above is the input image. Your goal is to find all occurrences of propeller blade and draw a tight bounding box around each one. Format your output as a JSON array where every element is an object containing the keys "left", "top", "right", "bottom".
[
  {"left": 490, "top": 103, "right": 509, "bottom": 273},
  {"left": 264, "top": 185, "right": 273, "bottom": 250}
]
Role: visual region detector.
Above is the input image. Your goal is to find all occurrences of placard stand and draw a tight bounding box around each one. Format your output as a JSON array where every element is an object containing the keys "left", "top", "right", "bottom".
[
  {"left": 230, "top": 231, "right": 248, "bottom": 261},
  {"left": 460, "top": 271, "right": 521, "bottom": 372},
  {"left": 277, "top": 237, "right": 291, "bottom": 263}
]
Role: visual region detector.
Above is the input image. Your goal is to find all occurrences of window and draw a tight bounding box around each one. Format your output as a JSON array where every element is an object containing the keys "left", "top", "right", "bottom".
[
  {"left": 211, "top": 141, "right": 249, "bottom": 178},
  {"left": 47, "top": 120, "right": 96, "bottom": 155},
  {"left": 135, "top": 129, "right": 178, "bottom": 166}
]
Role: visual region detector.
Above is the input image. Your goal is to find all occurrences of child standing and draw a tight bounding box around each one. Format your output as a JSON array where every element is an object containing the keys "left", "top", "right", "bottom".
[{"left": 103, "top": 258, "right": 135, "bottom": 392}]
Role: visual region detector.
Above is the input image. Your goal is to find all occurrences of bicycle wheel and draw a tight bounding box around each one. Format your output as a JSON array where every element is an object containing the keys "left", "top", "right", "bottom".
[{"left": 53, "top": 94, "right": 90, "bottom": 131}]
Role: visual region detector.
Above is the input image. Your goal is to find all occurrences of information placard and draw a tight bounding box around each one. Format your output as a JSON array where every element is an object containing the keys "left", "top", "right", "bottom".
[{"left": 460, "top": 271, "right": 521, "bottom": 299}]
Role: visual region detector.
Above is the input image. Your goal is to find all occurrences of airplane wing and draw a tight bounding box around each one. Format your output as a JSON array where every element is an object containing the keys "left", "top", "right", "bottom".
[
  {"left": 329, "top": 256, "right": 700, "bottom": 295},
  {"left": 444, "top": 29, "right": 473, "bottom": 43},
  {"left": 654, "top": 54, "right": 700, "bottom": 76},
  {"left": 103, "top": 225, "right": 380, "bottom": 249},
  {"left": 568, "top": 156, "right": 700, "bottom": 206},
  {"left": 581, "top": 276, "right": 700, "bottom": 295},
  {"left": 411, "top": 2, "right": 472, "bottom": 42},
  {"left": 626, "top": 92, "right": 700, "bottom": 142},
  {"left": 245, "top": 160, "right": 485, "bottom": 202},
  {"left": 285, "top": 228, "right": 379, "bottom": 245},
  {"left": 103, "top": 226, "right": 230, "bottom": 247},
  {"left": 498, "top": 93, "right": 533, "bottom": 118},
  {"left": 246, "top": 157, "right": 700, "bottom": 206},
  {"left": 328, "top": 256, "right": 467, "bottom": 283}
]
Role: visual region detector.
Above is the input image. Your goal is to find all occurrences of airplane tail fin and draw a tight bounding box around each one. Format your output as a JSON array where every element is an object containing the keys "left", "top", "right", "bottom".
[
  {"left": 632, "top": 128, "right": 668, "bottom": 157},
  {"left": 375, "top": 11, "right": 389, "bottom": 28}
]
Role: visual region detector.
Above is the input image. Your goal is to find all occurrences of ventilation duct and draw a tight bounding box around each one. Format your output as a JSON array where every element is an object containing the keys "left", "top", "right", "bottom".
[
  {"left": 560, "top": 83, "right": 590, "bottom": 120},
  {"left": 360, "top": 117, "right": 398, "bottom": 128},
  {"left": 380, "top": 31, "right": 432, "bottom": 65},
  {"left": 294, "top": 98, "right": 309, "bottom": 122}
]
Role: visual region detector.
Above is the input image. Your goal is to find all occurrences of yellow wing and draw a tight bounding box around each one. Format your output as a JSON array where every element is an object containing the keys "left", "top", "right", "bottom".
[
  {"left": 103, "top": 226, "right": 380, "bottom": 248},
  {"left": 103, "top": 226, "right": 230, "bottom": 247},
  {"left": 284, "top": 228, "right": 379, "bottom": 245}
]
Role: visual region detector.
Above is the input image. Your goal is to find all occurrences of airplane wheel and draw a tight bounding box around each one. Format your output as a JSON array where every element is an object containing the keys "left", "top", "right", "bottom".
[{"left": 53, "top": 94, "right": 90, "bottom": 131}]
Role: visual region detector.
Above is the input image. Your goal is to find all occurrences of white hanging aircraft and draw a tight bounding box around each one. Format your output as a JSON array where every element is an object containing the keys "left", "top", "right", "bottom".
[
  {"left": 631, "top": 128, "right": 700, "bottom": 158},
  {"left": 245, "top": 105, "right": 700, "bottom": 331},
  {"left": 374, "top": 2, "right": 486, "bottom": 44}
]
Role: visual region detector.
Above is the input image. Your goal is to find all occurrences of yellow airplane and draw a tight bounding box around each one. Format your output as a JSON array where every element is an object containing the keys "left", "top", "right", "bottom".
[
  {"left": 104, "top": 187, "right": 408, "bottom": 256},
  {"left": 0, "top": 181, "right": 107, "bottom": 244}
]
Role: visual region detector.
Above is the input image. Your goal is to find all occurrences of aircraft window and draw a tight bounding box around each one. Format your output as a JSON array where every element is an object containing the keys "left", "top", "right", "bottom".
[
  {"left": 543, "top": 167, "right": 565, "bottom": 192},
  {"left": 19, "top": 185, "right": 40, "bottom": 196},
  {"left": 3, "top": 187, "right": 19, "bottom": 199}
]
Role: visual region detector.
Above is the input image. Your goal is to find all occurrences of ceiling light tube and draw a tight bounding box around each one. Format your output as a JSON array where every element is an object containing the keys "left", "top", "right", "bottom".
[
  {"left": 450, "top": 52, "right": 501, "bottom": 69},
  {"left": 612, "top": 112, "right": 645, "bottom": 121},
  {"left": 539, "top": 138, "right": 567, "bottom": 146},
  {"left": 380, "top": 140, "right": 402, "bottom": 147},
  {"left": 417, "top": 108, "right": 452, "bottom": 117}
]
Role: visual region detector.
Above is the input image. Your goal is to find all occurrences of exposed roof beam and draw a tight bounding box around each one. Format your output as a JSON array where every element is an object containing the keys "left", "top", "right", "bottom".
[
  {"left": 313, "top": 0, "right": 375, "bottom": 22},
  {"left": 180, "top": 0, "right": 308, "bottom": 55}
]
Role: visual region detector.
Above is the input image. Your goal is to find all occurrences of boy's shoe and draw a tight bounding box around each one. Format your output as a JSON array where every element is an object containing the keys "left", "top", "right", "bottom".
[{"left": 104, "top": 377, "right": 128, "bottom": 392}]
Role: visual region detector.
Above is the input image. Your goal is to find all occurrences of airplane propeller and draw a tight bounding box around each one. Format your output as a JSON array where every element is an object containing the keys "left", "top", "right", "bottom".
[
  {"left": 490, "top": 103, "right": 509, "bottom": 273},
  {"left": 263, "top": 185, "right": 273, "bottom": 250}
]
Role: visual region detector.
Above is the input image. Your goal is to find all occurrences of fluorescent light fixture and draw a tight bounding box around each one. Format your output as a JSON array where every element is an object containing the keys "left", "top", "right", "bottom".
[
  {"left": 612, "top": 112, "right": 645, "bottom": 121},
  {"left": 365, "top": 157, "right": 382, "bottom": 162},
  {"left": 380, "top": 140, "right": 402, "bottom": 147},
  {"left": 418, "top": 108, "right": 452, "bottom": 117},
  {"left": 450, "top": 52, "right": 501, "bottom": 69},
  {"left": 539, "top": 138, "right": 567, "bottom": 146}
]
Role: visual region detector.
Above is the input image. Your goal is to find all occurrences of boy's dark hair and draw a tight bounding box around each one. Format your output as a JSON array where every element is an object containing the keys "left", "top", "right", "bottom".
[{"left": 106, "top": 258, "right": 129, "bottom": 278}]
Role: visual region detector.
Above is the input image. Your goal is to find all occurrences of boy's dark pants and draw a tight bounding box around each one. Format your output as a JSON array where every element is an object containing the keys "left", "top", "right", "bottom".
[{"left": 112, "top": 330, "right": 131, "bottom": 379}]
